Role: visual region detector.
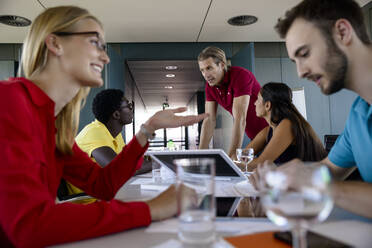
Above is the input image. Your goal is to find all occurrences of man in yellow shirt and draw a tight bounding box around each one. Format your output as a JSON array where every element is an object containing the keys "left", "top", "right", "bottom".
[{"left": 66, "top": 89, "right": 146, "bottom": 203}]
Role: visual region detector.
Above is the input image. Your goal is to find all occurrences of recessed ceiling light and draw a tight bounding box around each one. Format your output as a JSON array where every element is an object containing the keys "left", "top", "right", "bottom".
[
  {"left": 0, "top": 15, "right": 31, "bottom": 27},
  {"left": 164, "top": 86, "right": 173, "bottom": 89},
  {"left": 165, "top": 65, "right": 178, "bottom": 70},
  {"left": 227, "top": 15, "right": 258, "bottom": 26},
  {"left": 166, "top": 74, "right": 175, "bottom": 78}
]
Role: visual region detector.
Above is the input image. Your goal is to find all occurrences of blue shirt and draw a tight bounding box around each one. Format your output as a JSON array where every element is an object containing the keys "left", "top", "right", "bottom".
[{"left": 329, "top": 96, "right": 372, "bottom": 182}]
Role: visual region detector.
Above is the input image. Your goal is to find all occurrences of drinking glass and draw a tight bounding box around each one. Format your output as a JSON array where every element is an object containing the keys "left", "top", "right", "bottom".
[
  {"left": 236, "top": 148, "right": 254, "bottom": 175},
  {"left": 259, "top": 163, "right": 334, "bottom": 248},
  {"left": 152, "top": 161, "right": 162, "bottom": 183},
  {"left": 174, "top": 158, "right": 216, "bottom": 247}
]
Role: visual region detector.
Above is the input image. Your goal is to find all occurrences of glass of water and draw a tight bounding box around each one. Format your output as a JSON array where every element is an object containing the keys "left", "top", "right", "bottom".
[
  {"left": 236, "top": 148, "right": 254, "bottom": 175},
  {"left": 152, "top": 161, "right": 162, "bottom": 183},
  {"left": 174, "top": 158, "right": 216, "bottom": 247},
  {"left": 259, "top": 163, "right": 333, "bottom": 248}
]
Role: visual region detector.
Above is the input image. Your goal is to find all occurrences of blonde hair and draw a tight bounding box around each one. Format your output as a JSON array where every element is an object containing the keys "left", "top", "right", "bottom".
[
  {"left": 19, "top": 6, "right": 101, "bottom": 154},
  {"left": 198, "top": 46, "right": 228, "bottom": 71}
]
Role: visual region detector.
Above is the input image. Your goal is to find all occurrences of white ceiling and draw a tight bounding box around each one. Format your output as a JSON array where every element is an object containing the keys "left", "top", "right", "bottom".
[
  {"left": 127, "top": 60, "right": 205, "bottom": 108},
  {"left": 1, "top": 0, "right": 371, "bottom": 108},
  {"left": 1, "top": 0, "right": 370, "bottom": 43}
]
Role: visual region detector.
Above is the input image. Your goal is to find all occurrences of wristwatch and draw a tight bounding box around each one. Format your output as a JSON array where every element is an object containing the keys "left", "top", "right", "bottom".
[{"left": 140, "top": 124, "right": 156, "bottom": 140}]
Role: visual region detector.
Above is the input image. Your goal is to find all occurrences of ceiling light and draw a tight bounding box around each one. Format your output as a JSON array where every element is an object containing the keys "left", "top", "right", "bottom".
[
  {"left": 165, "top": 65, "right": 178, "bottom": 70},
  {"left": 227, "top": 15, "right": 258, "bottom": 26},
  {"left": 0, "top": 15, "right": 31, "bottom": 27},
  {"left": 166, "top": 74, "right": 175, "bottom": 78},
  {"left": 164, "top": 86, "right": 173, "bottom": 89}
]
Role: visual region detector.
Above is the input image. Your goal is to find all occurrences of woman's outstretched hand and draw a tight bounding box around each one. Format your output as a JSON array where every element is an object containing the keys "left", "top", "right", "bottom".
[
  {"left": 136, "top": 107, "right": 208, "bottom": 146},
  {"left": 145, "top": 107, "right": 208, "bottom": 132}
]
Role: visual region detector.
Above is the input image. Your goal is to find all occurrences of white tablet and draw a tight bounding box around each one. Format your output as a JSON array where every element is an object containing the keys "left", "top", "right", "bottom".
[{"left": 146, "top": 149, "right": 246, "bottom": 180}]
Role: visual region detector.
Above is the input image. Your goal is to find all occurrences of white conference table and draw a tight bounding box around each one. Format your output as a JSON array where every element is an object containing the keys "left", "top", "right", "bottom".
[{"left": 52, "top": 174, "right": 372, "bottom": 248}]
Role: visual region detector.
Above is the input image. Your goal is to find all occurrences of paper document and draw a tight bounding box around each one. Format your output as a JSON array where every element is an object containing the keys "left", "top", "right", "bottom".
[
  {"left": 146, "top": 218, "right": 282, "bottom": 236},
  {"left": 233, "top": 180, "right": 259, "bottom": 197},
  {"left": 215, "top": 180, "right": 243, "bottom": 197},
  {"left": 130, "top": 178, "right": 170, "bottom": 191},
  {"left": 151, "top": 238, "right": 234, "bottom": 248},
  {"left": 130, "top": 177, "right": 258, "bottom": 197},
  {"left": 130, "top": 178, "right": 153, "bottom": 185}
]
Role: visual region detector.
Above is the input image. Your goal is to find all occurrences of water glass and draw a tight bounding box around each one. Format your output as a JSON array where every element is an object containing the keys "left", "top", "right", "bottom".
[
  {"left": 152, "top": 161, "right": 162, "bottom": 183},
  {"left": 236, "top": 148, "right": 254, "bottom": 175},
  {"left": 174, "top": 158, "right": 216, "bottom": 247},
  {"left": 259, "top": 163, "right": 334, "bottom": 248}
]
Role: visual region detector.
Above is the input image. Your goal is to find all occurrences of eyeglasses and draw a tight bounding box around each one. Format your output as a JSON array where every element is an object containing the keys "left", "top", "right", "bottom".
[
  {"left": 122, "top": 101, "right": 134, "bottom": 111},
  {"left": 127, "top": 102, "right": 133, "bottom": 110},
  {"left": 53, "top": 31, "right": 107, "bottom": 52}
]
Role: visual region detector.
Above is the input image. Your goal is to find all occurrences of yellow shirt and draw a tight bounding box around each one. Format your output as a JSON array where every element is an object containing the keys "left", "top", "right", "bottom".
[{"left": 66, "top": 120, "right": 125, "bottom": 203}]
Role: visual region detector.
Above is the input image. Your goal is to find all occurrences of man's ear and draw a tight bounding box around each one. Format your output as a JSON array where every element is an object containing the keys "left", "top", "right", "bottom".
[
  {"left": 219, "top": 61, "right": 226, "bottom": 71},
  {"left": 112, "top": 110, "right": 120, "bottom": 120},
  {"left": 44, "top": 34, "right": 63, "bottom": 56},
  {"left": 333, "top": 19, "right": 353, "bottom": 46}
]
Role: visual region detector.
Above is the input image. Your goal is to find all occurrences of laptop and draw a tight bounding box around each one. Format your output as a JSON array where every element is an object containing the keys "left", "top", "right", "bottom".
[
  {"left": 216, "top": 197, "right": 242, "bottom": 217},
  {"left": 146, "top": 149, "right": 246, "bottom": 180}
]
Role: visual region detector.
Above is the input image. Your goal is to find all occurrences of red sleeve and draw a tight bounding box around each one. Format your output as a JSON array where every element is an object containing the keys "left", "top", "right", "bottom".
[
  {"left": 136, "top": 156, "right": 144, "bottom": 170},
  {"left": 232, "top": 69, "right": 258, "bottom": 97},
  {"left": 0, "top": 85, "right": 151, "bottom": 247},
  {"left": 62, "top": 139, "right": 148, "bottom": 200}
]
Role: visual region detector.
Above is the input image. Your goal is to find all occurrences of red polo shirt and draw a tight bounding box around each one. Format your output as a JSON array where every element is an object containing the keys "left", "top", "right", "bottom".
[
  {"left": 0, "top": 78, "right": 151, "bottom": 247},
  {"left": 205, "top": 66, "right": 267, "bottom": 139}
]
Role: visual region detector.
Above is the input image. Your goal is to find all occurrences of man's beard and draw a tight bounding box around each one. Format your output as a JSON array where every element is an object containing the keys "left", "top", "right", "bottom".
[{"left": 322, "top": 40, "right": 348, "bottom": 95}]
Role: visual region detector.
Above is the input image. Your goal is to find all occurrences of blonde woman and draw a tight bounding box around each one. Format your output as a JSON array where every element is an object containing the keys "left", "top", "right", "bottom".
[{"left": 0, "top": 6, "right": 207, "bottom": 247}]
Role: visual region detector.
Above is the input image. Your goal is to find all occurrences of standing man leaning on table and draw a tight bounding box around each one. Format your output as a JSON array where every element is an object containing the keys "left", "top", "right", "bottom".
[
  {"left": 198, "top": 46, "right": 267, "bottom": 159},
  {"left": 251, "top": 0, "right": 372, "bottom": 219}
]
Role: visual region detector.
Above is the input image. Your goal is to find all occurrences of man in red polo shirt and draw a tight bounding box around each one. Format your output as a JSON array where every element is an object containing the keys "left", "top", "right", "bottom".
[{"left": 198, "top": 46, "right": 267, "bottom": 159}]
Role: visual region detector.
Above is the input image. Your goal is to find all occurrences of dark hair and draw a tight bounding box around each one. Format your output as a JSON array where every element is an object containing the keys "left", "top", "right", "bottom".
[
  {"left": 92, "top": 89, "right": 126, "bottom": 124},
  {"left": 261, "top": 82, "right": 327, "bottom": 161},
  {"left": 275, "top": 0, "right": 370, "bottom": 45}
]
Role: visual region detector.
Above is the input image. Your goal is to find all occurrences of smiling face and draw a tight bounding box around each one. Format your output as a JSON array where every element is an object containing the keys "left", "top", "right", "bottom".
[
  {"left": 285, "top": 18, "right": 348, "bottom": 95},
  {"left": 198, "top": 57, "right": 225, "bottom": 87},
  {"left": 57, "top": 18, "right": 110, "bottom": 88}
]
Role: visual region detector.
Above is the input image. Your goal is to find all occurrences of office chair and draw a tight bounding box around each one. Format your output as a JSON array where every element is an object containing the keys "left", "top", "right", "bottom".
[
  {"left": 324, "top": 134, "right": 362, "bottom": 181},
  {"left": 324, "top": 135, "right": 339, "bottom": 153}
]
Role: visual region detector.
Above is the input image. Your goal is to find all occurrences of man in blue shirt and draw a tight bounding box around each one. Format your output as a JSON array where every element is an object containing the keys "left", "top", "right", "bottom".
[
  {"left": 252, "top": 0, "right": 372, "bottom": 218},
  {"left": 328, "top": 97, "right": 372, "bottom": 183}
]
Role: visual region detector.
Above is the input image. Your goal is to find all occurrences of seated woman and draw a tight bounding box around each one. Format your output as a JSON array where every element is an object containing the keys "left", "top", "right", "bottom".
[
  {"left": 242, "top": 82, "right": 327, "bottom": 170},
  {"left": 0, "top": 6, "right": 207, "bottom": 247}
]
